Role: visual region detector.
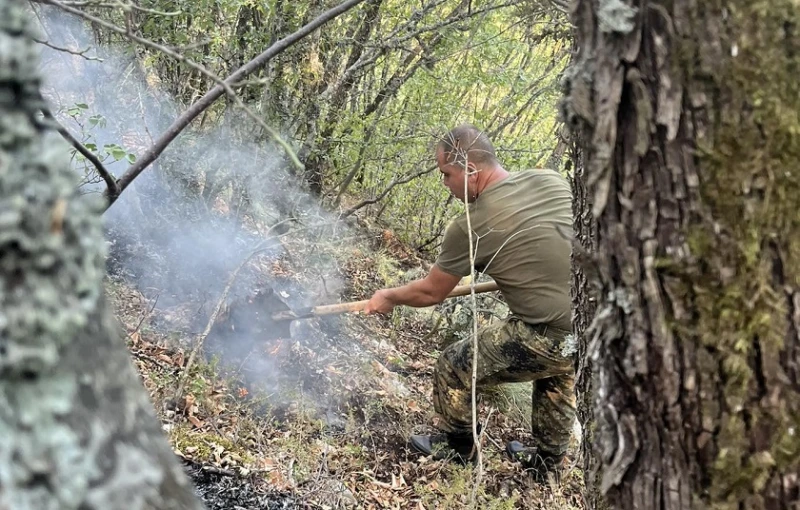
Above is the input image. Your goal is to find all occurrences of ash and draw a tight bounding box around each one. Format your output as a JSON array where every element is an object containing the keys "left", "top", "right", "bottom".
[{"left": 185, "top": 460, "right": 297, "bottom": 510}]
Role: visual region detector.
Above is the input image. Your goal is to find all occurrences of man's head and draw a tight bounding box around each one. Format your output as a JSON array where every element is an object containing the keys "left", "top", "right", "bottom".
[{"left": 435, "top": 124, "right": 500, "bottom": 202}]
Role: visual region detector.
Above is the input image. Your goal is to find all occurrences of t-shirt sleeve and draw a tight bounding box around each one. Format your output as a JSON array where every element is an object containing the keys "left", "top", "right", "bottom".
[{"left": 435, "top": 220, "right": 471, "bottom": 277}]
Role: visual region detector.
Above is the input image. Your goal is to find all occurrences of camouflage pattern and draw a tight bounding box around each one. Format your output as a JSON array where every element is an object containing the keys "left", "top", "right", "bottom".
[{"left": 433, "top": 316, "right": 576, "bottom": 457}]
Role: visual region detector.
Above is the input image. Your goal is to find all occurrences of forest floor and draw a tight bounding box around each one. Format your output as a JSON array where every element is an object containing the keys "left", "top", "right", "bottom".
[{"left": 108, "top": 232, "right": 586, "bottom": 510}]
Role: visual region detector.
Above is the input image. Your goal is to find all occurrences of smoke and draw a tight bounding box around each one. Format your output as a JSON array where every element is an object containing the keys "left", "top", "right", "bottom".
[{"left": 35, "top": 7, "right": 355, "bottom": 407}]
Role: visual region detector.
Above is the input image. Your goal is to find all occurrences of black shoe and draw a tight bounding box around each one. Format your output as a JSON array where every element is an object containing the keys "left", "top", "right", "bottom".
[
  {"left": 506, "top": 441, "right": 564, "bottom": 481},
  {"left": 409, "top": 433, "right": 474, "bottom": 464}
]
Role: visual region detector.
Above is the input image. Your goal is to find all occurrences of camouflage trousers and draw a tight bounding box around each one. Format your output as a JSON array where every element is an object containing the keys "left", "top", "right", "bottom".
[{"left": 432, "top": 316, "right": 576, "bottom": 457}]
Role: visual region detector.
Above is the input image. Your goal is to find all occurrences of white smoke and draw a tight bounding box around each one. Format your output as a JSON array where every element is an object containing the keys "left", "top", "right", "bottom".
[{"left": 34, "top": 6, "right": 354, "bottom": 407}]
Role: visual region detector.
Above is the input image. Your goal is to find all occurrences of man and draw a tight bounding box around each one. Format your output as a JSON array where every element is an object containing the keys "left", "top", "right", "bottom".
[{"left": 364, "top": 124, "right": 575, "bottom": 480}]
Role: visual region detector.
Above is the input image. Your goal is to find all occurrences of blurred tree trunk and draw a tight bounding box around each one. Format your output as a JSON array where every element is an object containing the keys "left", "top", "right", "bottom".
[
  {"left": 0, "top": 3, "right": 204, "bottom": 509},
  {"left": 566, "top": 1, "right": 800, "bottom": 509}
]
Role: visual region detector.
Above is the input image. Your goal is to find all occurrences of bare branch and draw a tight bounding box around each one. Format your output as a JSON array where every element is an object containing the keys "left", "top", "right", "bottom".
[
  {"left": 340, "top": 165, "right": 436, "bottom": 218},
  {"left": 320, "top": 0, "right": 447, "bottom": 101},
  {"left": 53, "top": 1, "right": 119, "bottom": 6},
  {"left": 324, "top": 0, "right": 515, "bottom": 103},
  {"left": 42, "top": 0, "right": 180, "bottom": 14},
  {"left": 126, "top": 2, "right": 181, "bottom": 16},
  {"left": 461, "top": 151, "right": 484, "bottom": 504},
  {"left": 374, "top": 0, "right": 519, "bottom": 50},
  {"left": 39, "top": 0, "right": 367, "bottom": 207},
  {"left": 549, "top": 0, "right": 570, "bottom": 14},
  {"left": 33, "top": 36, "right": 102, "bottom": 61},
  {"left": 38, "top": 0, "right": 237, "bottom": 96},
  {"left": 40, "top": 0, "right": 302, "bottom": 184},
  {"left": 333, "top": 101, "right": 387, "bottom": 206},
  {"left": 41, "top": 106, "right": 120, "bottom": 197}
]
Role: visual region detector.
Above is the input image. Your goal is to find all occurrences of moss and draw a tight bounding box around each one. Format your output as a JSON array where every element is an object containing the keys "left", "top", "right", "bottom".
[{"left": 674, "top": 0, "right": 800, "bottom": 503}]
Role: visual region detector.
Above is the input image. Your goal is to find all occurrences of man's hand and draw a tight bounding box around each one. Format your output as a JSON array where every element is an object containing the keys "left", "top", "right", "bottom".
[
  {"left": 364, "top": 289, "right": 396, "bottom": 314},
  {"left": 363, "top": 266, "right": 461, "bottom": 315}
]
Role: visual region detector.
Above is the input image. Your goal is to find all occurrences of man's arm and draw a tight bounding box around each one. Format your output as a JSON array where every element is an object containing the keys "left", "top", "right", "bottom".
[{"left": 364, "top": 265, "right": 462, "bottom": 314}]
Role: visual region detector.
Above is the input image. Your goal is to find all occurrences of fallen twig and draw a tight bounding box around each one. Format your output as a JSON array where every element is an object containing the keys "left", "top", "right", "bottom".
[
  {"left": 174, "top": 243, "right": 269, "bottom": 400},
  {"left": 131, "top": 349, "right": 178, "bottom": 373},
  {"left": 128, "top": 292, "right": 159, "bottom": 340},
  {"left": 200, "top": 466, "right": 237, "bottom": 477}
]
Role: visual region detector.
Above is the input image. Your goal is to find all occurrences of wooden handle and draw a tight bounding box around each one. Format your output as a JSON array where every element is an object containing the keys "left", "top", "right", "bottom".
[
  {"left": 309, "top": 300, "right": 370, "bottom": 316},
  {"left": 309, "top": 280, "right": 500, "bottom": 317}
]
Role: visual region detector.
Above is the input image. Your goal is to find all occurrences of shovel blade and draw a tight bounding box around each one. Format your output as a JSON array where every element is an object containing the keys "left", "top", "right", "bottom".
[{"left": 209, "top": 287, "right": 294, "bottom": 349}]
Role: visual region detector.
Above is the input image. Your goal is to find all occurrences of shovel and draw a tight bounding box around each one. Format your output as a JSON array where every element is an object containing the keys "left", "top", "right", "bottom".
[
  {"left": 211, "top": 281, "right": 501, "bottom": 345},
  {"left": 273, "top": 280, "right": 500, "bottom": 322}
]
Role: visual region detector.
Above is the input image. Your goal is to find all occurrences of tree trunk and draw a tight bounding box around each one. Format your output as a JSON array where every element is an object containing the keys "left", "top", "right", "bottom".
[
  {"left": 0, "top": 3, "right": 204, "bottom": 509},
  {"left": 570, "top": 137, "right": 605, "bottom": 509},
  {"left": 566, "top": 1, "right": 800, "bottom": 509}
]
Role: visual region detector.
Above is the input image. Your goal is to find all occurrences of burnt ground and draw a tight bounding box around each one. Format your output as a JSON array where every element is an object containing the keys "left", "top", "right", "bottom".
[
  {"left": 109, "top": 244, "right": 586, "bottom": 510},
  {"left": 184, "top": 459, "right": 296, "bottom": 509}
]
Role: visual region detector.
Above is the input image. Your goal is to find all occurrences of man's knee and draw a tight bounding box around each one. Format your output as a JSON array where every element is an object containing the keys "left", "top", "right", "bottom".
[{"left": 435, "top": 340, "right": 471, "bottom": 390}]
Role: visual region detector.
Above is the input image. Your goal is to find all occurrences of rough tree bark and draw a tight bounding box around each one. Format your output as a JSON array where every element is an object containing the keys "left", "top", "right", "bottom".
[
  {"left": 0, "top": 3, "right": 205, "bottom": 509},
  {"left": 569, "top": 137, "right": 605, "bottom": 509},
  {"left": 565, "top": 1, "right": 800, "bottom": 509},
  {"left": 561, "top": 22, "right": 606, "bottom": 509}
]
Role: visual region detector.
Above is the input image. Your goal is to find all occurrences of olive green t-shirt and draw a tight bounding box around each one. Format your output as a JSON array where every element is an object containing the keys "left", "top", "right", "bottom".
[{"left": 435, "top": 169, "right": 573, "bottom": 330}]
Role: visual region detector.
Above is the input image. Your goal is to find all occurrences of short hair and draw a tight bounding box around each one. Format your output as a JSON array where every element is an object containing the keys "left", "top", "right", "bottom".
[{"left": 436, "top": 124, "right": 497, "bottom": 168}]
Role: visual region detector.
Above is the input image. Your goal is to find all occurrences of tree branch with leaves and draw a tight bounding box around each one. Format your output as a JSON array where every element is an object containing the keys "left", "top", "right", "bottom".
[{"left": 36, "top": 0, "right": 368, "bottom": 207}]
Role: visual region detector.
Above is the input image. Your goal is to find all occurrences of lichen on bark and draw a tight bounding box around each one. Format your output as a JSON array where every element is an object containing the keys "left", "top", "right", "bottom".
[
  {"left": 683, "top": 2, "right": 800, "bottom": 504},
  {"left": 0, "top": 2, "right": 105, "bottom": 380},
  {"left": 0, "top": 2, "right": 204, "bottom": 508}
]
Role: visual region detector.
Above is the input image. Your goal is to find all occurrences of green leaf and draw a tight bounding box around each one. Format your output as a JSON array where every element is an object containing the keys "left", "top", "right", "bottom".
[
  {"left": 75, "top": 103, "right": 89, "bottom": 109},
  {"left": 88, "top": 114, "right": 106, "bottom": 128},
  {"left": 85, "top": 143, "right": 97, "bottom": 151},
  {"left": 111, "top": 147, "right": 128, "bottom": 161},
  {"left": 126, "top": 153, "right": 137, "bottom": 164}
]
